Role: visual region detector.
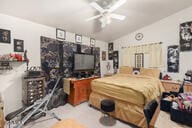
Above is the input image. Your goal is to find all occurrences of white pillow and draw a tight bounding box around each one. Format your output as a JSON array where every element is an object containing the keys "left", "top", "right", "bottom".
[{"left": 132, "top": 68, "right": 140, "bottom": 75}]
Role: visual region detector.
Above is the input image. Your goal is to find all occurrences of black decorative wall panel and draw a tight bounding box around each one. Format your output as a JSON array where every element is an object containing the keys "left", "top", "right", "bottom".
[
  {"left": 40, "top": 36, "right": 61, "bottom": 90},
  {"left": 63, "top": 42, "right": 78, "bottom": 77},
  {"left": 41, "top": 36, "right": 60, "bottom": 68},
  {"left": 41, "top": 36, "right": 101, "bottom": 79}
]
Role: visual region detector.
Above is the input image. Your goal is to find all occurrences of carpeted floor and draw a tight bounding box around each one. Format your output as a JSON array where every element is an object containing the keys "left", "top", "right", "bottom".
[{"left": 23, "top": 102, "right": 136, "bottom": 128}]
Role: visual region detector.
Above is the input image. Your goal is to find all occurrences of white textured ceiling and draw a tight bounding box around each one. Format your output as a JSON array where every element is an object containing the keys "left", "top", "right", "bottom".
[{"left": 0, "top": 0, "right": 192, "bottom": 42}]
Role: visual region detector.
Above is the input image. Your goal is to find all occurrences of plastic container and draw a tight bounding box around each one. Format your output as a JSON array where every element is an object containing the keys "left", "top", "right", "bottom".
[
  {"left": 170, "top": 106, "right": 192, "bottom": 126},
  {"left": 160, "top": 92, "right": 178, "bottom": 112}
]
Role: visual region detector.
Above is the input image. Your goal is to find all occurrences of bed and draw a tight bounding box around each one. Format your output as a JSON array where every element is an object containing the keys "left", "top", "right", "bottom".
[{"left": 89, "top": 67, "right": 164, "bottom": 128}]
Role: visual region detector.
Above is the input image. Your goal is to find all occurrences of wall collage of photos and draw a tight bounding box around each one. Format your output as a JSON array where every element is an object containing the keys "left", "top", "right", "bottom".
[
  {"left": 41, "top": 36, "right": 100, "bottom": 89},
  {"left": 167, "top": 21, "right": 192, "bottom": 73}
]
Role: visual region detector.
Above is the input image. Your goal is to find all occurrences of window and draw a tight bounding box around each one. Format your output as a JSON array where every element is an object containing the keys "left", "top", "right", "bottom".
[{"left": 135, "top": 53, "right": 144, "bottom": 68}]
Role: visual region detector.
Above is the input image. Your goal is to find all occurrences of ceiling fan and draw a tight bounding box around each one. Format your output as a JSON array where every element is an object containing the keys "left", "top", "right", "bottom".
[{"left": 86, "top": 0, "right": 127, "bottom": 28}]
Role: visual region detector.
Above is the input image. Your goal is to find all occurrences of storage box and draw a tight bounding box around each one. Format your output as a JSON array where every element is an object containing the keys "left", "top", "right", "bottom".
[
  {"left": 170, "top": 106, "right": 192, "bottom": 126},
  {"left": 160, "top": 92, "right": 178, "bottom": 112}
]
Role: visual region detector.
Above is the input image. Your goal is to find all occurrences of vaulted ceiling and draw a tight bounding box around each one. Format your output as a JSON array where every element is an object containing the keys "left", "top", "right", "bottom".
[{"left": 0, "top": 0, "right": 192, "bottom": 42}]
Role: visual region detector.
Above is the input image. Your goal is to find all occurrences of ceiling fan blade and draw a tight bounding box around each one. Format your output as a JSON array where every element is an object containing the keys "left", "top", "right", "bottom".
[
  {"left": 90, "top": 2, "right": 105, "bottom": 13},
  {"left": 85, "top": 14, "right": 101, "bottom": 22},
  {"left": 110, "top": 13, "right": 126, "bottom": 20},
  {"left": 109, "top": 0, "right": 127, "bottom": 12}
]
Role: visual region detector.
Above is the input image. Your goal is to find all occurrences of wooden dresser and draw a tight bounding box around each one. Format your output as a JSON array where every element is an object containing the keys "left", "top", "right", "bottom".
[
  {"left": 67, "top": 76, "right": 99, "bottom": 106},
  {"left": 22, "top": 76, "right": 46, "bottom": 106},
  {"left": 161, "top": 80, "right": 192, "bottom": 92}
]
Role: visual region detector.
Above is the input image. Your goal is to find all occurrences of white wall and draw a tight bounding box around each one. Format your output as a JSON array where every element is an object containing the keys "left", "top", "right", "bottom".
[
  {"left": 0, "top": 13, "right": 108, "bottom": 115},
  {"left": 114, "top": 6, "right": 192, "bottom": 81}
]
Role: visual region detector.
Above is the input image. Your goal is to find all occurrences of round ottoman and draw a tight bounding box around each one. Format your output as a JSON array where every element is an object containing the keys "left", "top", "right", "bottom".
[
  {"left": 101, "top": 99, "right": 115, "bottom": 113},
  {"left": 100, "top": 99, "right": 116, "bottom": 126}
]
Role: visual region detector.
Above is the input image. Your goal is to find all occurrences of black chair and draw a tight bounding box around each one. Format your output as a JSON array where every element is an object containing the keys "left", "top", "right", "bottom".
[{"left": 143, "top": 99, "right": 158, "bottom": 127}]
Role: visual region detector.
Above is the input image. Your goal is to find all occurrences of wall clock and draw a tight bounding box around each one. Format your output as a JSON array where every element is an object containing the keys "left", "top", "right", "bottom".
[{"left": 135, "top": 33, "right": 143, "bottom": 41}]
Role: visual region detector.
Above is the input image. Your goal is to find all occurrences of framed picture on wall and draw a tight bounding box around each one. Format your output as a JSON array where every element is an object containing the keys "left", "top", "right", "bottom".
[
  {"left": 135, "top": 53, "right": 144, "bottom": 68},
  {"left": 56, "top": 28, "right": 65, "bottom": 40},
  {"left": 113, "top": 51, "right": 119, "bottom": 70},
  {"left": 75, "top": 34, "right": 82, "bottom": 43},
  {"left": 0, "top": 29, "right": 11, "bottom": 44},
  {"left": 102, "top": 51, "right": 106, "bottom": 61},
  {"left": 167, "top": 45, "right": 179, "bottom": 72},
  {"left": 108, "top": 42, "right": 113, "bottom": 60},
  {"left": 90, "top": 38, "right": 95, "bottom": 46},
  {"left": 14, "top": 39, "right": 24, "bottom": 52}
]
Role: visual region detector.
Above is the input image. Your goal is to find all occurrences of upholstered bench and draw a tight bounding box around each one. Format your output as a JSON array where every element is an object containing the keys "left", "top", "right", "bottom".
[
  {"left": 100, "top": 99, "right": 116, "bottom": 126},
  {"left": 101, "top": 99, "right": 115, "bottom": 113},
  {"left": 52, "top": 119, "right": 87, "bottom": 128}
]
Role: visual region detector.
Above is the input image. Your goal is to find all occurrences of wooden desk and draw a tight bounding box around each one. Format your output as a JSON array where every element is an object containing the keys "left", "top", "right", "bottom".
[{"left": 150, "top": 105, "right": 190, "bottom": 128}]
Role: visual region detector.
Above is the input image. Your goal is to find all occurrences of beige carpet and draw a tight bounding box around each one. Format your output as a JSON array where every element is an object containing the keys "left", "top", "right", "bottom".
[{"left": 23, "top": 102, "right": 136, "bottom": 128}]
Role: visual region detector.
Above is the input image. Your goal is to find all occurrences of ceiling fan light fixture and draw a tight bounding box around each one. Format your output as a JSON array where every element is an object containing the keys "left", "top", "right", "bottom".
[
  {"left": 99, "top": 18, "right": 105, "bottom": 28},
  {"left": 106, "top": 18, "right": 111, "bottom": 25},
  {"left": 86, "top": 0, "right": 127, "bottom": 28},
  {"left": 101, "top": 23, "right": 106, "bottom": 28},
  {"left": 99, "top": 16, "right": 111, "bottom": 28},
  {"left": 106, "top": 15, "right": 111, "bottom": 24}
]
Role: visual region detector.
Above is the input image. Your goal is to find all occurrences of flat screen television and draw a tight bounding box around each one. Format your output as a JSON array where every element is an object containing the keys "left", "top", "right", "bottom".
[{"left": 73, "top": 53, "right": 95, "bottom": 71}]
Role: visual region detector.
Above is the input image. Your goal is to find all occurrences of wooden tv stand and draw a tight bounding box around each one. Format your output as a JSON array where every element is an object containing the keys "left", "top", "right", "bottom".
[{"left": 68, "top": 76, "right": 99, "bottom": 106}]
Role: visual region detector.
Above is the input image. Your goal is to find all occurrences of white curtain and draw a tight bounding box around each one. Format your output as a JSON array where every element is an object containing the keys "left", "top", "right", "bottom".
[
  {"left": 149, "top": 43, "right": 163, "bottom": 68},
  {"left": 120, "top": 43, "right": 163, "bottom": 68}
]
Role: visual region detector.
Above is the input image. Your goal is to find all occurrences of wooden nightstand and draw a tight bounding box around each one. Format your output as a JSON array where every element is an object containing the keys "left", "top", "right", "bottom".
[
  {"left": 104, "top": 73, "right": 114, "bottom": 77},
  {"left": 161, "top": 80, "right": 192, "bottom": 92},
  {"left": 67, "top": 76, "right": 99, "bottom": 106}
]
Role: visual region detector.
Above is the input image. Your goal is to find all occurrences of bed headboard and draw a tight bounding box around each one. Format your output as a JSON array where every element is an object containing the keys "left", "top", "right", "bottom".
[
  {"left": 119, "top": 66, "right": 160, "bottom": 79},
  {"left": 119, "top": 66, "right": 133, "bottom": 74},
  {"left": 140, "top": 68, "right": 160, "bottom": 79}
]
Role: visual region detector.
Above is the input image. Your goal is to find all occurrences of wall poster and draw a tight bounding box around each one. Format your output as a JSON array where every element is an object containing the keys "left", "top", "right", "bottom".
[
  {"left": 113, "top": 51, "right": 119, "bottom": 73},
  {"left": 0, "top": 29, "right": 11, "bottom": 43},
  {"left": 14, "top": 39, "right": 24, "bottom": 52},
  {"left": 108, "top": 42, "right": 113, "bottom": 60},
  {"left": 167, "top": 45, "right": 179, "bottom": 73},
  {"left": 180, "top": 21, "right": 192, "bottom": 51},
  {"left": 102, "top": 51, "right": 106, "bottom": 61}
]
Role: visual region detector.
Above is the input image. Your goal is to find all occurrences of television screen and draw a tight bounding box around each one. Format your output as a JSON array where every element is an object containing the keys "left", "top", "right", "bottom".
[{"left": 74, "top": 54, "right": 95, "bottom": 71}]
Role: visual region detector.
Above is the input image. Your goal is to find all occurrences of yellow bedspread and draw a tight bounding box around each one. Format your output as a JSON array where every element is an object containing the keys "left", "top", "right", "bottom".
[{"left": 91, "top": 74, "right": 164, "bottom": 105}]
